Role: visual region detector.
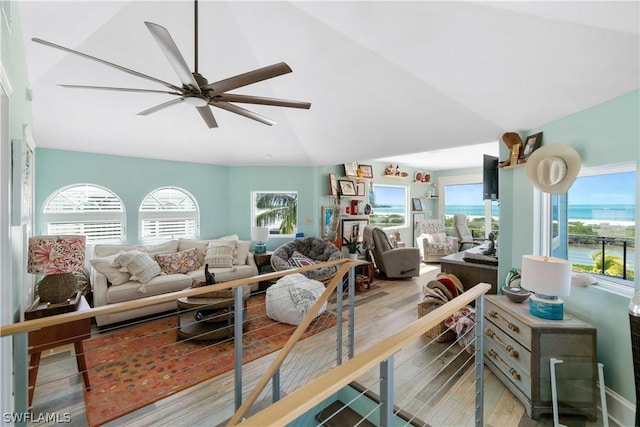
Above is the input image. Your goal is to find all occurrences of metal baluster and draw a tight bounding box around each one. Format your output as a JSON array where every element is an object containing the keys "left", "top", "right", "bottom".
[
  {"left": 475, "top": 294, "right": 485, "bottom": 427},
  {"left": 600, "top": 237, "right": 606, "bottom": 276},
  {"left": 272, "top": 368, "right": 280, "bottom": 403},
  {"left": 234, "top": 286, "right": 243, "bottom": 410},
  {"left": 348, "top": 265, "right": 355, "bottom": 360},
  {"left": 623, "top": 240, "right": 628, "bottom": 280},
  {"left": 336, "top": 270, "right": 343, "bottom": 366},
  {"left": 380, "top": 357, "right": 394, "bottom": 427}
]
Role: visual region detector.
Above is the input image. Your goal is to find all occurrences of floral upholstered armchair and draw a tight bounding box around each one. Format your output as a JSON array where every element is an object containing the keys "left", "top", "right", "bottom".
[{"left": 415, "top": 219, "right": 458, "bottom": 262}]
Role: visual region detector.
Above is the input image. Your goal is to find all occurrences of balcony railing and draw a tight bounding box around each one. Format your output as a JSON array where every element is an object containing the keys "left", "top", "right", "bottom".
[{"left": 568, "top": 234, "right": 635, "bottom": 281}]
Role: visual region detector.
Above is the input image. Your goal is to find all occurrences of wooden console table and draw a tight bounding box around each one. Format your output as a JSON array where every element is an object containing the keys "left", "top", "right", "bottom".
[{"left": 440, "top": 251, "right": 498, "bottom": 294}]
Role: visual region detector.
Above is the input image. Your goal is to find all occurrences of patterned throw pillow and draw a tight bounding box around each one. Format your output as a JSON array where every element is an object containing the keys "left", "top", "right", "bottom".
[
  {"left": 113, "top": 249, "right": 161, "bottom": 283},
  {"left": 156, "top": 247, "right": 201, "bottom": 274},
  {"left": 288, "top": 251, "right": 316, "bottom": 268},
  {"left": 204, "top": 241, "right": 236, "bottom": 268}
]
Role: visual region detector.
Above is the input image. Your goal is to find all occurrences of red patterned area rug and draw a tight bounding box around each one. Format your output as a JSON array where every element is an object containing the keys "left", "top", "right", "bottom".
[{"left": 83, "top": 294, "right": 337, "bottom": 426}]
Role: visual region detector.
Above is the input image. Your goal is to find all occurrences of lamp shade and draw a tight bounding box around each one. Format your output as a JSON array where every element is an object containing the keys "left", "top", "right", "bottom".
[
  {"left": 251, "top": 227, "right": 269, "bottom": 242},
  {"left": 520, "top": 255, "right": 571, "bottom": 297},
  {"left": 28, "top": 235, "right": 86, "bottom": 274}
]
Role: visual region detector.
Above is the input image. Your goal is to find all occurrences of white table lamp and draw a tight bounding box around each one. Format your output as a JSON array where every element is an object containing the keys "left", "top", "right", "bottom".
[
  {"left": 251, "top": 227, "right": 269, "bottom": 254},
  {"left": 521, "top": 255, "right": 571, "bottom": 320}
]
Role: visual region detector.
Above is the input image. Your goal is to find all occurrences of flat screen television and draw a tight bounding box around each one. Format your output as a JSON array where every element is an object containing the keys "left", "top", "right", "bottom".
[{"left": 483, "top": 154, "right": 499, "bottom": 200}]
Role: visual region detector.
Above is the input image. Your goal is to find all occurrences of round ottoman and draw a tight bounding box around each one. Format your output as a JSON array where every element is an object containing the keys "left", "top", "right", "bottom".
[{"left": 266, "top": 273, "right": 327, "bottom": 325}]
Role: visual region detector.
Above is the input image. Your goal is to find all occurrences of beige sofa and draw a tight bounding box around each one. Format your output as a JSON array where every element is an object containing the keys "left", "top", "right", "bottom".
[{"left": 90, "top": 236, "right": 259, "bottom": 327}]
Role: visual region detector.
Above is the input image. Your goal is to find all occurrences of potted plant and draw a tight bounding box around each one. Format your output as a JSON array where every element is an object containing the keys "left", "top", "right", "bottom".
[{"left": 343, "top": 236, "right": 361, "bottom": 259}]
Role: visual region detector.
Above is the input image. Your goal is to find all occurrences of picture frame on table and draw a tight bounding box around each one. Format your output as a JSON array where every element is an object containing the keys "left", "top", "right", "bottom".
[
  {"left": 328, "top": 173, "right": 339, "bottom": 196},
  {"left": 344, "top": 162, "right": 358, "bottom": 177},
  {"left": 338, "top": 179, "right": 357, "bottom": 196},
  {"left": 520, "top": 132, "right": 543, "bottom": 161},
  {"left": 358, "top": 164, "right": 373, "bottom": 179},
  {"left": 341, "top": 218, "right": 370, "bottom": 243},
  {"left": 321, "top": 205, "right": 340, "bottom": 237},
  {"left": 411, "top": 198, "right": 423, "bottom": 212}
]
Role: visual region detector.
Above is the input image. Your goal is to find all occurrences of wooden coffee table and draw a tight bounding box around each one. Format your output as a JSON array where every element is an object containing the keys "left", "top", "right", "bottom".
[{"left": 176, "top": 296, "right": 250, "bottom": 341}]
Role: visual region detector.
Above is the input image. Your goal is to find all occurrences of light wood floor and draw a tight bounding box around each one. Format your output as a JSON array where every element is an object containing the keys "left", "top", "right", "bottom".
[{"left": 30, "top": 264, "right": 605, "bottom": 426}]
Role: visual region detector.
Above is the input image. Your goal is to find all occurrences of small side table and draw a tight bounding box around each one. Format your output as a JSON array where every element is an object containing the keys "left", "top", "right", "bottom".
[
  {"left": 28, "top": 296, "right": 92, "bottom": 406},
  {"left": 354, "top": 260, "right": 375, "bottom": 292},
  {"left": 254, "top": 251, "right": 274, "bottom": 274},
  {"left": 254, "top": 251, "right": 275, "bottom": 291}
]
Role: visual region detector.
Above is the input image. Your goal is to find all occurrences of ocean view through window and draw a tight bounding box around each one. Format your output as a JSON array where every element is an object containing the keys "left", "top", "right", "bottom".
[
  {"left": 443, "top": 182, "right": 499, "bottom": 238},
  {"left": 564, "top": 167, "right": 636, "bottom": 283},
  {"left": 369, "top": 185, "right": 407, "bottom": 228}
]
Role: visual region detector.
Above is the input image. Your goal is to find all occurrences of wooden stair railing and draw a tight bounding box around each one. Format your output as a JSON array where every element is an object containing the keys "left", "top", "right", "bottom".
[
  {"left": 227, "top": 262, "right": 353, "bottom": 426},
  {"left": 234, "top": 282, "right": 491, "bottom": 427}
]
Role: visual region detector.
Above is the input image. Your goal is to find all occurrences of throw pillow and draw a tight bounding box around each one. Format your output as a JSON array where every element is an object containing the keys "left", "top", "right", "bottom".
[
  {"left": 143, "top": 240, "right": 179, "bottom": 257},
  {"left": 288, "top": 251, "right": 316, "bottom": 268},
  {"left": 177, "top": 238, "right": 208, "bottom": 264},
  {"left": 89, "top": 254, "right": 131, "bottom": 286},
  {"left": 426, "top": 233, "right": 447, "bottom": 245},
  {"left": 156, "top": 247, "right": 201, "bottom": 274},
  {"left": 234, "top": 240, "right": 251, "bottom": 265},
  {"left": 113, "top": 250, "right": 161, "bottom": 283},
  {"left": 204, "top": 241, "right": 236, "bottom": 268}
]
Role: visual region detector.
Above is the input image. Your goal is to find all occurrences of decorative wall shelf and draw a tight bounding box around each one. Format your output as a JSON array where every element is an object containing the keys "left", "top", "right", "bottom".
[
  {"left": 382, "top": 174, "right": 408, "bottom": 179},
  {"left": 499, "top": 163, "right": 526, "bottom": 169}
]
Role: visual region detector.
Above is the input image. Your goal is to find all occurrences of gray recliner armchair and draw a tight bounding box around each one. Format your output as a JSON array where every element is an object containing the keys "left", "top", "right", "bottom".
[
  {"left": 363, "top": 225, "right": 421, "bottom": 278},
  {"left": 453, "top": 213, "right": 483, "bottom": 251}
]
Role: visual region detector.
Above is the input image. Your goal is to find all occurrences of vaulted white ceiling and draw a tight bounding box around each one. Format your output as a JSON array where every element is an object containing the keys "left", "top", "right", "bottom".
[{"left": 17, "top": 1, "right": 639, "bottom": 170}]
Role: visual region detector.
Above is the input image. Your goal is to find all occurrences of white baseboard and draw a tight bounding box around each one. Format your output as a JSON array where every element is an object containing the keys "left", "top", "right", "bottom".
[{"left": 603, "top": 386, "right": 635, "bottom": 427}]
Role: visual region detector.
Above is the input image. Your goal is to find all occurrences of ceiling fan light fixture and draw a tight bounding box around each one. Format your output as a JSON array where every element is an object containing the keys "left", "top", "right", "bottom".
[{"left": 183, "top": 95, "right": 208, "bottom": 107}]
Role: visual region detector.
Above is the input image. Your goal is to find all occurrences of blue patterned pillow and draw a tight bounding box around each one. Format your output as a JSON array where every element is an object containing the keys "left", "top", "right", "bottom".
[{"left": 288, "top": 251, "right": 316, "bottom": 268}]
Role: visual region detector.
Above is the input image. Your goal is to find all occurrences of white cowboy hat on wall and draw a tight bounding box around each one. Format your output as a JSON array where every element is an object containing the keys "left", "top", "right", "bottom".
[{"left": 525, "top": 144, "right": 582, "bottom": 194}]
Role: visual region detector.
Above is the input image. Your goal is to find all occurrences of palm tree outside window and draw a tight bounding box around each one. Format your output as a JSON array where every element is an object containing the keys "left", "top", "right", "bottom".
[{"left": 252, "top": 191, "right": 298, "bottom": 235}]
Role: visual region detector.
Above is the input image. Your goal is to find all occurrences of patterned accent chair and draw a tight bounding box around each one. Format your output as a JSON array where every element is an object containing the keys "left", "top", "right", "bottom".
[
  {"left": 415, "top": 219, "right": 458, "bottom": 263},
  {"left": 363, "top": 225, "right": 421, "bottom": 279},
  {"left": 271, "top": 237, "right": 343, "bottom": 283}
]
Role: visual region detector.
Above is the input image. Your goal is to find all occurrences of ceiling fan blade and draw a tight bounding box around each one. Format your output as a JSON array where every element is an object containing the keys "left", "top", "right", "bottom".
[
  {"left": 32, "top": 37, "right": 183, "bottom": 92},
  {"left": 196, "top": 106, "right": 218, "bottom": 128},
  {"left": 211, "top": 101, "right": 276, "bottom": 126},
  {"left": 216, "top": 94, "right": 311, "bottom": 109},
  {"left": 137, "top": 98, "right": 184, "bottom": 116},
  {"left": 144, "top": 22, "right": 200, "bottom": 92},
  {"left": 59, "top": 84, "right": 182, "bottom": 95},
  {"left": 203, "top": 62, "right": 293, "bottom": 94}
]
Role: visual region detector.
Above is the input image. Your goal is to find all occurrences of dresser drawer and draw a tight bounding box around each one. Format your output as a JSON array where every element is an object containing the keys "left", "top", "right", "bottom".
[
  {"left": 484, "top": 325, "right": 531, "bottom": 374},
  {"left": 485, "top": 299, "right": 531, "bottom": 349},
  {"left": 485, "top": 340, "right": 532, "bottom": 398}
]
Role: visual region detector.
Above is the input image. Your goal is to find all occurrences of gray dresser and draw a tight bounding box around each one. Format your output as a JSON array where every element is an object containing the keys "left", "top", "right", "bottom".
[{"left": 483, "top": 295, "right": 597, "bottom": 420}]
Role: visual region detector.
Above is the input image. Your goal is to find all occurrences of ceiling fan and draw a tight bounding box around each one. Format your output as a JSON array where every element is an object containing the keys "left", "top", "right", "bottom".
[{"left": 32, "top": 1, "right": 310, "bottom": 128}]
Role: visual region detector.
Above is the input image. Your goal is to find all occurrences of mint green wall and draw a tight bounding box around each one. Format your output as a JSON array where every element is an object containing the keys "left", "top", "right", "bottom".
[
  {"left": 498, "top": 90, "right": 640, "bottom": 402},
  {"left": 35, "top": 149, "right": 230, "bottom": 243},
  {"left": 227, "top": 166, "right": 323, "bottom": 250}
]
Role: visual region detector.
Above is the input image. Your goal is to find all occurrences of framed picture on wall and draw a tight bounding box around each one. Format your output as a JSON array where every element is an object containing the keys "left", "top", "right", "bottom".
[
  {"left": 341, "top": 217, "right": 369, "bottom": 243},
  {"left": 321, "top": 205, "right": 340, "bottom": 237},
  {"left": 520, "top": 132, "right": 542, "bottom": 160},
  {"left": 358, "top": 164, "right": 373, "bottom": 179},
  {"left": 328, "top": 173, "right": 339, "bottom": 196},
  {"left": 411, "top": 198, "right": 423, "bottom": 212},
  {"left": 344, "top": 162, "right": 358, "bottom": 177},
  {"left": 338, "top": 179, "right": 357, "bottom": 196}
]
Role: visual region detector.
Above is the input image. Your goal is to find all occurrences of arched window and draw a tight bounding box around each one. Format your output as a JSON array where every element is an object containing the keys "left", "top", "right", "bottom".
[
  {"left": 42, "top": 184, "right": 125, "bottom": 243},
  {"left": 139, "top": 187, "right": 199, "bottom": 240}
]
